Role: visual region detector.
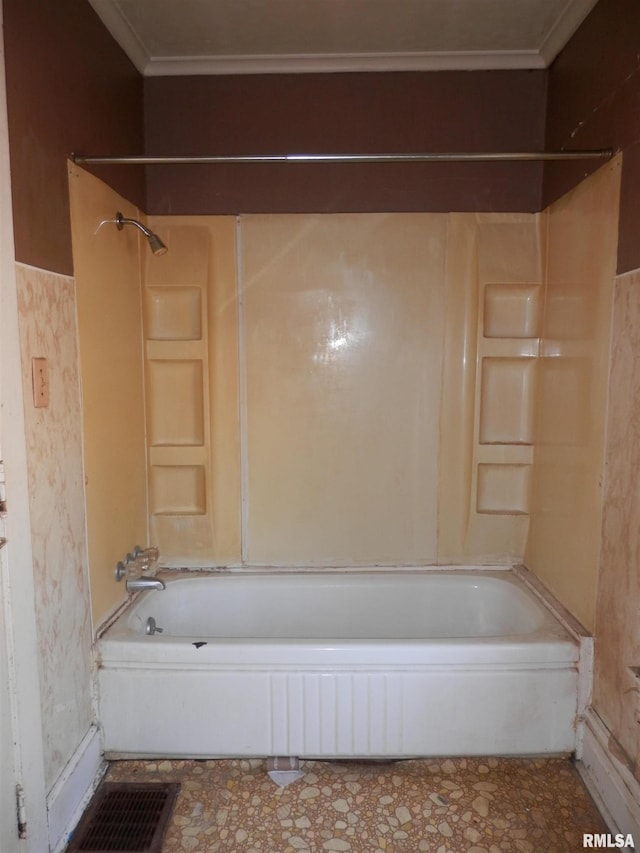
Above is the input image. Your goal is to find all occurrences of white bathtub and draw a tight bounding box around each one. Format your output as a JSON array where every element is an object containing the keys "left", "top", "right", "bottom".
[{"left": 97, "top": 568, "right": 581, "bottom": 759}]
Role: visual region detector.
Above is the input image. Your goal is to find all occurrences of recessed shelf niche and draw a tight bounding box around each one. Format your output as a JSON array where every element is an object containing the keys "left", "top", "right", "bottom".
[
  {"left": 479, "top": 357, "right": 536, "bottom": 445},
  {"left": 477, "top": 463, "right": 532, "bottom": 515},
  {"left": 483, "top": 283, "right": 541, "bottom": 339}
]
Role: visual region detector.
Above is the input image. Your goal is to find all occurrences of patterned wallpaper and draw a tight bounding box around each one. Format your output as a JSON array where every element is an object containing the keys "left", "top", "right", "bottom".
[{"left": 16, "top": 263, "right": 93, "bottom": 792}]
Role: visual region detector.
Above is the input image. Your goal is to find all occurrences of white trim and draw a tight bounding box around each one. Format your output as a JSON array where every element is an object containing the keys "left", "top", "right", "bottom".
[
  {"left": 578, "top": 708, "right": 640, "bottom": 840},
  {"left": 142, "top": 50, "right": 547, "bottom": 77},
  {"left": 0, "top": 6, "right": 50, "bottom": 849},
  {"left": 83, "top": 0, "right": 554, "bottom": 77},
  {"left": 48, "top": 725, "right": 106, "bottom": 853},
  {"left": 87, "top": 0, "right": 150, "bottom": 75},
  {"left": 538, "top": 0, "right": 600, "bottom": 67},
  {"left": 87, "top": 0, "right": 598, "bottom": 77}
]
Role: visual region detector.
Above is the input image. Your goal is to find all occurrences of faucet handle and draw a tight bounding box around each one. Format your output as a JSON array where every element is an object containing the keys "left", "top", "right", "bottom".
[
  {"left": 139, "top": 546, "right": 160, "bottom": 574},
  {"left": 115, "top": 545, "right": 160, "bottom": 582},
  {"left": 145, "top": 616, "right": 164, "bottom": 635}
]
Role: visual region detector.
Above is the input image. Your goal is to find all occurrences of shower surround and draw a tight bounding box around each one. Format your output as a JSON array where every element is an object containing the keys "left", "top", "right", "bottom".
[
  {"left": 67, "top": 159, "right": 621, "bottom": 642},
  {"left": 65, "top": 157, "right": 621, "bottom": 785}
]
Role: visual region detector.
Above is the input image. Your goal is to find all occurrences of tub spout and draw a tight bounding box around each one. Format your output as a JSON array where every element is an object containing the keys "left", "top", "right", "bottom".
[{"left": 126, "top": 577, "right": 165, "bottom": 592}]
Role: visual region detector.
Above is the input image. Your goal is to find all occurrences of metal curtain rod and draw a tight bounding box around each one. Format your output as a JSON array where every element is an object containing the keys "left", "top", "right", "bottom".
[{"left": 71, "top": 149, "right": 614, "bottom": 166}]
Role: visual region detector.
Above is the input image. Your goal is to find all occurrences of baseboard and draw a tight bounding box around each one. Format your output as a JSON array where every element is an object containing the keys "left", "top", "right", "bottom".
[
  {"left": 577, "top": 708, "right": 640, "bottom": 841},
  {"left": 47, "top": 724, "right": 106, "bottom": 853}
]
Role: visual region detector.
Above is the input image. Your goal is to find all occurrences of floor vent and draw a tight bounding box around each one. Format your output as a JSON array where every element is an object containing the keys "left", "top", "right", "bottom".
[{"left": 67, "top": 782, "right": 180, "bottom": 852}]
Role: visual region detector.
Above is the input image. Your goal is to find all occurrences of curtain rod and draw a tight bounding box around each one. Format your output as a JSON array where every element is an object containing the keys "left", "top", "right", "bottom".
[{"left": 71, "top": 149, "right": 614, "bottom": 166}]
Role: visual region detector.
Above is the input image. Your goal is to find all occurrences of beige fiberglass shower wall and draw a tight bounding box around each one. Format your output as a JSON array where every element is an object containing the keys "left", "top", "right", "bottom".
[
  {"left": 526, "top": 156, "right": 622, "bottom": 632},
  {"left": 69, "top": 159, "right": 621, "bottom": 627},
  {"left": 69, "top": 165, "right": 148, "bottom": 626},
  {"left": 143, "top": 210, "right": 543, "bottom": 568}
]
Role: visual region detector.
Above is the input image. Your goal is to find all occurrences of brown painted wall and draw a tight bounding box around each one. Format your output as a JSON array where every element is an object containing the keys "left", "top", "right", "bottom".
[
  {"left": 7, "top": 0, "right": 640, "bottom": 270},
  {"left": 544, "top": 0, "right": 640, "bottom": 273},
  {"left": 618, "top": 141, "right": 640, "bottom": 274},
  {"left": 3, "top": 0, "right": 144, "bottom": 276},
  {"left": 144, "top": 71, "right": 547, "bottom": 215}
]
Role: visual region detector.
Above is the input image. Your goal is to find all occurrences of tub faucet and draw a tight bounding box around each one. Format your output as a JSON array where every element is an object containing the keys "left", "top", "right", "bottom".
[{"left": 126, "top": 577, "right": 165, "bottom": 592}]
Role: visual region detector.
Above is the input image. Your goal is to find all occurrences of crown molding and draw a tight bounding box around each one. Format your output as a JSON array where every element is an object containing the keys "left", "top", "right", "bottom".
[
  {"left": 88, "top": 0, "right": 597, "bottom": 78},
  {"left": 87, "top": 0, "right": 149, "bottom": 74},
  {"left": 538, "top": 0, "right": 600, "bottom": 66},
  {"left": 143, "top": 50, "right": 547, "bottom": 77}
]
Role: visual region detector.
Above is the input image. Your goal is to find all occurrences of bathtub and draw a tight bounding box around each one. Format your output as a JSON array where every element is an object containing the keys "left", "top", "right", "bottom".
[{"left": 97, "top": 568, "right": 582, "bottom": 759}]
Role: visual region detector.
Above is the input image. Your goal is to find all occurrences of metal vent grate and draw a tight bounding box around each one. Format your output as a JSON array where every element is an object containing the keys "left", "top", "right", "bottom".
[{"left": 67, "top": 782, "right": 180, "bottom": 852}]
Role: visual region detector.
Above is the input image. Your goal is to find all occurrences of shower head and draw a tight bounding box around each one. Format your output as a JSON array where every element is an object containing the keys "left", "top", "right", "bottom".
[{"left": 115, "top": 211, "right": 168, "bottom": 255}]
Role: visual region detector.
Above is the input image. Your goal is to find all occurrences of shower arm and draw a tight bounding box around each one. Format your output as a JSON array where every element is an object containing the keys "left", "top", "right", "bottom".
[
  {"left": 72, "top": 149, "right": 614, "bottom": 166},
  {"left": 100, "top": 211, "right": 168, "bottom": 255},
  {"left": 116, "top": 212, "right": 154, "bottom": 239}
]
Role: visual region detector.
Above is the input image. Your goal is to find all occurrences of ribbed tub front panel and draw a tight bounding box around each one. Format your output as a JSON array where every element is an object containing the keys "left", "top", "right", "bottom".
[{"left": 269, "top": 672, "right": 404, "bottom": 757}]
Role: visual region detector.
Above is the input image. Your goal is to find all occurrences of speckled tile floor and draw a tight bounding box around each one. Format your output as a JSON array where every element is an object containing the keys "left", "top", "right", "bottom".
[{"left": 104, "top": 756, "right": 607, "bottom": 852}]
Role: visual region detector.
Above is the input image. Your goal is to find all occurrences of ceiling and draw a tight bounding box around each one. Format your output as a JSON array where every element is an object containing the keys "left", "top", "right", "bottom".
[{"left": 88, "top": 0, "right": 599, "bottom": 77}]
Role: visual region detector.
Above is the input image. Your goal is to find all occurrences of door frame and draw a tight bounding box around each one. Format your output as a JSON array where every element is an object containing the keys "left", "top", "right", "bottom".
[{"left": 0, "top": 6, "right": 49, "bottom": 850}]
